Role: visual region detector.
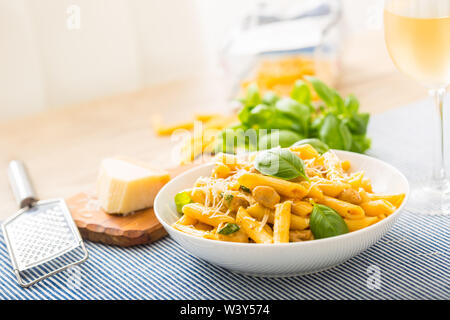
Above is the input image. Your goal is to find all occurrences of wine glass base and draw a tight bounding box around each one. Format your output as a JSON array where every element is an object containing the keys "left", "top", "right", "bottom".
[{"left": 408, "top": 179, "right": 450, "bottom": 215}]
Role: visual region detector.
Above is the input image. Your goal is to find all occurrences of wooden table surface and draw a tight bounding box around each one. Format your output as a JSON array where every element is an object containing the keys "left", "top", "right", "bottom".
[{"left": 0, "top": 31, "right": 428, "bottom": 220}]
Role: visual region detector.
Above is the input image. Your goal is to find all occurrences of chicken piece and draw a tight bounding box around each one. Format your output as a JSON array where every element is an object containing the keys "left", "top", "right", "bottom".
[
  {"left": 338, "top": 188, "right": 363, "bottom": 204},
  {"left": 223, "top": 192, "right": 249, "bottom": 212},
  {"left": 252, "top": 186, "right": 281, "bottom": 209},
  {"left": 289, "top": 230, "right": 314, "bottom": 242}
]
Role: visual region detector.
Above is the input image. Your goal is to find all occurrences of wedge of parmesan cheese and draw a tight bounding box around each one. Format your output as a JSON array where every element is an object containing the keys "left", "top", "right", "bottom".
[{"left": 97, "top": 157, "right": 170, "bottom": 214}]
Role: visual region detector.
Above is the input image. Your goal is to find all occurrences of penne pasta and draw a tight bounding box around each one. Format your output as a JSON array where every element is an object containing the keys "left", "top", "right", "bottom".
[
  {"left": 311, "top": 177, "right": 351, "bottom": 197},
  {"left": 289, "top": 230, "right": 314, "bottom": 242},
  {"left": 205, "top": 229, "right": 250, "bottom": 243},
  {"left": 291, "top": 200, "right": 313, "bottom": 217},
  {"left": 247, "top": 203, "right": 309, "bottom": 230},
  {"left": 171, "top": 146, "right": 404, "bottom": 243},
  {"left": 238, "top": 173, "right": 308, "bottom": 198},
  {"left": 317, "top": 196, "right": 365, "bottom": 219},
  {"left": 367, "top": 193, "right": 405, "bottom": 208},
  {"left": 173, "top": 223, "right": 211, "bottom": 238},
  {"left": 273, "top": 201, "right": 292, "bottom": 243},
  {"left": 360, "top": 200, "right": 397, "bottom": 217},
  {"left": 212, "top": 162, "right": 232, "bottom": 179},
  {"left": 344, "top": 216, "right": 378, "bottom": 232},
  {"left": 236, "top": 207, "right": 273, "bottom": 244},
  {"left": 182, "top": 203, "right": 235, "bottom": 227},
  {"left": 289, "top": 144, "right": 320, "bottom": 160},
  {"left": 177, "top": 215, "right": 198, "bottom": 226}
]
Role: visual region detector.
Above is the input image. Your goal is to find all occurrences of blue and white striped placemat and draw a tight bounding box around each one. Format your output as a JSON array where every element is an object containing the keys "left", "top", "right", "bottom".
[{"left": 0, "top": 99, "right": 449, "bottom": 300}]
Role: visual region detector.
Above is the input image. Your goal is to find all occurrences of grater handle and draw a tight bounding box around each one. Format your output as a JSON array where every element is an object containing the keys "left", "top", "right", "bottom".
[{"left": 7, "top": 160, "right": 38, "bottom": 208}]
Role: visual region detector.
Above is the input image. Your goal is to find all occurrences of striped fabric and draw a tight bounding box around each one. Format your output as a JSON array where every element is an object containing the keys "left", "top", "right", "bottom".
[{"left": 0, "top": 99, "right": 449, "bottom": 300}]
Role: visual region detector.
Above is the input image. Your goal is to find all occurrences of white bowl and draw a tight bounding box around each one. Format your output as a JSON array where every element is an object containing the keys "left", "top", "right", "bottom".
[{"left": 154, "top": 150, "right": 409, "bottom": 276}]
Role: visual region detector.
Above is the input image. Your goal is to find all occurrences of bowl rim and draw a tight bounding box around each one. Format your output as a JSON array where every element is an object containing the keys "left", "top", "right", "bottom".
[{"left": 154, "top": 150, "right": 410, "bottom": 248}]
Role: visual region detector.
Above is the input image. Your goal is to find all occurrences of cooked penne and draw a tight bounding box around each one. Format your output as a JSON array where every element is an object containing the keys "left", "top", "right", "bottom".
[
  {"left": 247, "top": 203, "right": 309, "bottom": 230},
  {"left": 195, "top": 222, "right": 214, "bottom": 231},
  {"left": 236, "top": 207, "right": 273, "bottom": 244},
  {"left": 212, "top": 162, "right": 232, "bottom": 179},
  {"left": 317, "top": 196, "right": 365, "bottom": 219},
  {"left": 291, "top": 200, "right": 313, "bottom": 217},
  {"left": 311, "top": 178, "right": 351, "bottom": 197},
  {"left": 367, "top": 193, "right": 405, "bottom": 208},
  {"left": 289, "top": 230, "right": 314, "bottom": 242},
  {"left": 344, "top": 216, "right": 378, "bottom": 232},
  {"left": 289, "top": 144, "right": 320, "bottom": 160},
  {"left": 177, "top": 215, "right": 198, "bottom": 226},
  {"left": 341, "top": 160, "right": 351, "bottom": 171},
  {"left": 299, "top": 181, "right": 324, "bottom": 200},
  {"left": 273, "top": 201, "right": 292, "bottom": 243},
  {"left": 360, "top": 200, "right": 397, "bottom": 217},
  {"left": 172, "top": 146, "right": 404, "bottom": 243},
  {"left": 173, "top": 223, "right": 211, "bottom": 238},
  {"left": 182, "top": 203, "right": 235, "bottom": 227},
  {"left": 238, "top": 173, "right": 308, "bottom": 198},
  {"left": 205, "top": 229, "right": 250, "bottom": 243}
]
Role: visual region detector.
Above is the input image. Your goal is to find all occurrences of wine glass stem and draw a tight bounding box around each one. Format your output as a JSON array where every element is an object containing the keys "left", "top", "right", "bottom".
[{"left": 431, "top": 87, "right": 447, "bottom": 183}]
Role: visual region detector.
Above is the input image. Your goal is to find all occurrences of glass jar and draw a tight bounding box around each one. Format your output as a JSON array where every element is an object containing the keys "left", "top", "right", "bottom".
[{"left": 220, "top": 0, "right": 343, "bottom": 99}]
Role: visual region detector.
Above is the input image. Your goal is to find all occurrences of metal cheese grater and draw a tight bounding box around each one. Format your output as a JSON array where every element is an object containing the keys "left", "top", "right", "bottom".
[{"left": 1, "top": 160, "right": 89, "bottom": 288}]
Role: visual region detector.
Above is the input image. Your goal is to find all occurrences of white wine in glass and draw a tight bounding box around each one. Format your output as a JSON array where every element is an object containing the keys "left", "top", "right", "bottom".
[{"left": 384, "top": 0, "right": 450, "bottom": 214}]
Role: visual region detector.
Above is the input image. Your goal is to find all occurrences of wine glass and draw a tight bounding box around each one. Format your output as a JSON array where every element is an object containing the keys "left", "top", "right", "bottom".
[{"left": 384, "top": 0, "right": 450, "bottom": 214}]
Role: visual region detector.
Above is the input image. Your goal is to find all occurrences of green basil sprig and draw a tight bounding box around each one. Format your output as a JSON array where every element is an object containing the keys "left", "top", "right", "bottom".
[
  {"left": 217, "top": 223, "right": 240, "bottom": 235},
  {"left": 216, "top": 78, "right": 371, "bottom": 155},
  {"left": 310, "top": 204, "right": 349, "bottom": 239},
  {"left": 292, "top": 138, "right": 329, "bottom": 154},
  {"left": 258, "top": 129, "right": 303, "bottom": 150},
  {"left": 255, "top": 148, "right": 308, "bottom": 181},
  {"left": 174, "top": 191, "right": 192, "bottom": 214}
]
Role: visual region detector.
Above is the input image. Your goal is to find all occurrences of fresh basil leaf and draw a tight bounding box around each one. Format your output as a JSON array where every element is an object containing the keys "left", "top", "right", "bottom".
[
  {"left": 334, "top": 93, "right": 345, "bottom": 114},
  {"left": 262, "top": 91, "right": 279, "bottom": 105},
  {"left": 255, "top": 148, "right": 308, "bottom": 180},
  {"left": 248, "top": 104, "right": 276, "bottom": 125},
  {"left": 339, "top": 121, "right": 353, "bottom": 150},
  {"left": 351, "top": 135, "right": 372, "bottom": 153},
  {"left": 310, "top": 204, "right": 349, "bottom": 239},
  {"left": 214, "top": 127, "right": 260, "bottom": 154},
  {"left": 306, "top": 76, "right": 336, "bottom": 107},
  {"left": 238, "top": 105, "right": 254, "bottom": 125},
  {"left": 245, "top": 83, "right": 261, "bottom": 107},
  {"left": 309, "top": 116, "right": 323, "bottom": 137},
  {"left": 292, "top": 138, "right": 330, "bottom": 154},
  {"left": 266, "top": 114, "right": 303, "bottom": 132},
  {"left": 345, "top": 113, "right": 370, "bottom": 135},
  {"left": 319, "top": 114, "right": 343, "bottom": 150},
  {"left": 275, "top": 98, "right": 310, "bottom": 135},
  {"left": 318, "top": 114, "right": 352, "bottom": 151},
  {"left": 344, "top": 94, "right": 360, "bottom": 115},
  {"left": 174, "top": 191, "right": 192, "bottom": 214},
  {"left": 291, "top": 80, "right": 311, "bottom": 104},
  {"left": 217, "top": 223, "right": 240, "bottom": 235},
  {"left": 258, "top": 130, "right": 304, "bottom": 150}
]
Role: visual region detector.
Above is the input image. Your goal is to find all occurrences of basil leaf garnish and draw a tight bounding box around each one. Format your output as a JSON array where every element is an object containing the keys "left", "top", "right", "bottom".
[
  {"left": 292, "top": 138, "right": 330, "bottom": 154},
  {"left": 218, "top": 223, "right": 240, "bottom": 235},
  {"left": 310, "top": 204, "right": 349, "bottom": 239},
  {"left": 174, "top": 191, "right": 192, "bottom": 214},
  {"left": 255, "top": 148, "right": 308, "bottom": 181}
]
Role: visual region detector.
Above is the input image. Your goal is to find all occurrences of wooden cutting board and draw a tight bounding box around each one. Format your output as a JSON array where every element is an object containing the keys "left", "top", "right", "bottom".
[{"left": 67, "top": 161, "right": 205, "bottom": 247}]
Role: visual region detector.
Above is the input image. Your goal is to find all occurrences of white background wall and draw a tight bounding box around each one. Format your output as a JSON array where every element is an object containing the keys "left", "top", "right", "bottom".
[{"left": 0, "top": 0, "right": 384, "bottom": 120}]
